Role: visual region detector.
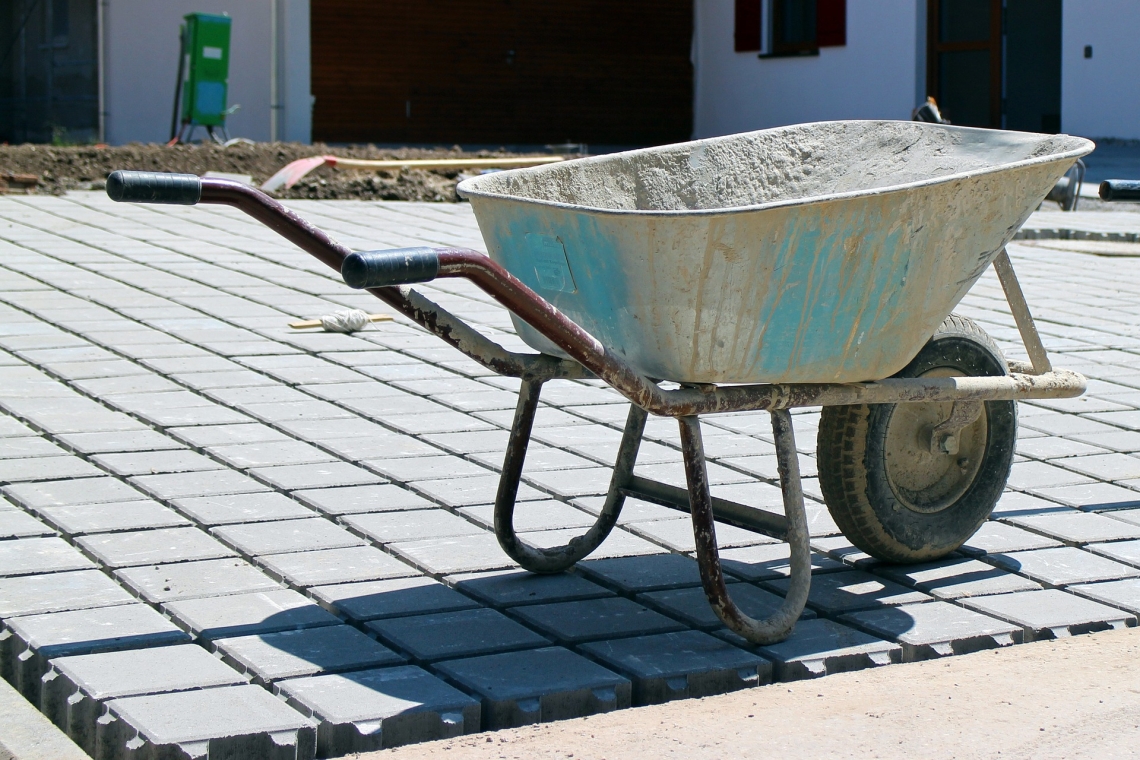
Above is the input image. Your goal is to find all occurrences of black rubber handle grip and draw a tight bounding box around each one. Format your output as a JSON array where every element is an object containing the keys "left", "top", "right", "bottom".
[
  {"left": 1100, "top": 180, "right": 1140, "bottom": 202},
  {"left": 106, "top": 171, "right": 202, "bottom": 205},
  {"left": 342, "top": 248, "right": 441, "bottom": 288}
]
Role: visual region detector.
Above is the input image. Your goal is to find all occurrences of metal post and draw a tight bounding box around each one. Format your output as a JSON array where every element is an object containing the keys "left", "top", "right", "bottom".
[
  {"left": 993, "top": 248, "right": 1052, "bottom": 374},
  {"left": 679, "top": 410, "right": 810, "bottom": 644}
]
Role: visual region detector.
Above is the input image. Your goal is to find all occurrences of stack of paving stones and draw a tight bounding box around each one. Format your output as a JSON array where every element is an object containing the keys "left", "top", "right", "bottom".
[{"left": 0, "top": 193, "right": 1137, "bottom": 758}]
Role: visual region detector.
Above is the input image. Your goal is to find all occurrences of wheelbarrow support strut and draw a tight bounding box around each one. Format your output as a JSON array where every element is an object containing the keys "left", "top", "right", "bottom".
[{"left": 105, "top": 171, "right": 1086, "bottom": 645}]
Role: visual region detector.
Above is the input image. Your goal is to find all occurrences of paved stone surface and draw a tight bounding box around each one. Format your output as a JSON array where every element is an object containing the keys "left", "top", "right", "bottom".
[
  {"left": 2, "top": 196, "right": 1140, "bottom": 753},
  {"left": 311, "top": 576, "right": 480, "bottom": 622},
  {"left": 0, "top": 570, "right": 135, "bottom": 618},
  {"left": 841, "top": 601, "right": 1022, "bottom": 661},
  {"left": 277, "top": 666, "right": 479, "bottom": 754},
  {"left": 99, "top": 684, "right": 316, "bottom": 760},
  {"left": 580, "top": 630, "right": 772, "bottom": 705},
  {"left": 750, "top": 618, "right": 902, "bottom": 681},
  {"left": 447, "top": 569, "right": 613, "bottom": 607},
  {"left": 215, "top": 625, "right": 404, "bottom": 684},
  {"left": 367, "top": 607, "right": 549, "bottom": 662},
  {"left": 41, "top": 644, "right": 248, "bottom": 756},
  {"left": 433, "top": 646, "right": 631, "bottom": 729},
  {"left": 961, "top": 589, "right": 1136, "bottom": 641},
  {"left": 2, "top": 604, "right": 190, "bottom": 701},
  {"left": 639, "top": 583, "right": 816, "bottom": 630},
  {"left": 163, "top": 589, "right": 340, "bottom": 640},
  {"left": 510, "top": 596, "right": 686, "bottom": 644}
]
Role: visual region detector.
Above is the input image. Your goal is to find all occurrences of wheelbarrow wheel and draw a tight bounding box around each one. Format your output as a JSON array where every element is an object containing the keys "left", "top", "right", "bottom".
[{"left": 817, "top": 314, "right": 1016, "bottom": 563}]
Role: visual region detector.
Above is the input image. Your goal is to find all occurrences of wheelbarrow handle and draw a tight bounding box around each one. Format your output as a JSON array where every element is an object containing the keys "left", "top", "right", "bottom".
[
  {"left": 106, "top": 171, "right": 202, "bottom": 205},
  {"left": 1100, "top": 180, "right": 1140, "bottom": 202},
  {"left": 342, "top": 248, "right": 441, "bottom": 287}
]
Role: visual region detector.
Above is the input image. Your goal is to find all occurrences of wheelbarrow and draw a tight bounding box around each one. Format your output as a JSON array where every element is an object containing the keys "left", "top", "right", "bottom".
[{"left": 105, "top": 120, "right": 1093, "bottom": 645}]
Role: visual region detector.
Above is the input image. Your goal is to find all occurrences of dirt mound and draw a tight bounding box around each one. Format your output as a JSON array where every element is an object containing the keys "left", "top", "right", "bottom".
[{"left": 0, "top": 142, "right": 544, "bottom": 201}]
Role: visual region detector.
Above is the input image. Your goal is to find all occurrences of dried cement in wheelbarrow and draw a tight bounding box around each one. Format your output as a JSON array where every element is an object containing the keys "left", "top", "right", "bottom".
[{"left": 459, "top": 121, "right": 1091, "bottom": 385}]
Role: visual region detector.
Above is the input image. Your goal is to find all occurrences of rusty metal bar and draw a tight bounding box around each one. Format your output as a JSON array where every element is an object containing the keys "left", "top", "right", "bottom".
[
  {"left": 621, "top": 476, "right": 788, "bottom": 539},
  {"left": 680, "top": 411, "right": 810, "bottom": 644},
  {"left": 494, "top": 386, "right": 643, "bottom": 573},
  {"left": 193, "top": 179, "right": 585, "bottom": 382},
  {"left": 993, "top": 248, "right": 1052, "bottom": 375}
]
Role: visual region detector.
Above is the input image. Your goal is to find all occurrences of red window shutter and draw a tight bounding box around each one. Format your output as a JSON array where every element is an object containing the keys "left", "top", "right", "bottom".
[
  {"left": 734, "top": 0, "right": 762, "bottom": 52},
  {"left": 817, "top": 0, "right": 846, "bottom": 46}
]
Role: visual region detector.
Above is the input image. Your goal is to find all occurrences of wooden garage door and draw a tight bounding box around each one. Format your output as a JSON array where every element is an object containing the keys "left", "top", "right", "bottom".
[{"left": 311, "top": 0, "right": 693, "bottom": 146}]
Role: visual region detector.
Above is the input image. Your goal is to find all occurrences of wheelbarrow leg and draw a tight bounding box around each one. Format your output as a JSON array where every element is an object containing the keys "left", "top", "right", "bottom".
[
  {"left": 494, "top": 381, "right": 647, "bottom": 573},
  {"left": 680, "top": 409, "right": 811, "bottom": 644}
]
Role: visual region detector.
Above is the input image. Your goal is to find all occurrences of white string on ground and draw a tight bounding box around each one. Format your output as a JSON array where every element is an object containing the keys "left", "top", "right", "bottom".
[{"left": 319, "top": 309, "right": 372, "bottom": 333}]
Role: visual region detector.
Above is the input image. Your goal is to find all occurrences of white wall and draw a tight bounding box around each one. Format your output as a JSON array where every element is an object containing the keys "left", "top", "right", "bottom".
[
  {"left": 693, "top": 0, "right": 924, "bottom": 138},
  {"left": 102, "top": 0, "right": 310, "bottom": 144},
  {"left": 1061, "top": 1, "right": 1140, "bottom": 140}
]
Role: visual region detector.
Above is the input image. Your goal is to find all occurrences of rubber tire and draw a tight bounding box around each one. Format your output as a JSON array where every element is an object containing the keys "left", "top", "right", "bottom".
[{"left": 817, "top": 314, "right": 1017, "bottom": 563}]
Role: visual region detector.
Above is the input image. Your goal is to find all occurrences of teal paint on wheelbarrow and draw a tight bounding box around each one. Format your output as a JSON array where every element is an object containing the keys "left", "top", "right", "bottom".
[{"left": 459, "top": 121, "right": 1092, "bottom": 385}]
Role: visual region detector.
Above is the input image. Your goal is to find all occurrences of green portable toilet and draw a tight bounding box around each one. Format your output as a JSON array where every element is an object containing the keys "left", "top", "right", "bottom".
[{"left": 173, "top": 13, "right": 232, "bottom": 142}]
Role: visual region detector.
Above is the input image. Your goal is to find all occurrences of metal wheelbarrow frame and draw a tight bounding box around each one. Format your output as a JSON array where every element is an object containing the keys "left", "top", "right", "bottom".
[{"left": 105, "top": 170, "right": 1085, "bottom": 645}]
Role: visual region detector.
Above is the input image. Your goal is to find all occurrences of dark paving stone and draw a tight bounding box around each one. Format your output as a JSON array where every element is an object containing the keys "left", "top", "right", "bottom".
[
  {"left": 765, "top": 570, "right": 931, "bottom": 615},
  {"left": 433, "top": 646, "right": 630, "bottom": 729},
  {"left": 278, "top": 666, "right": 479, "bottom": 755},
  {"left": 310, "top": 576, "right": 479, "bottom": 622},
  {"left": 510, "top": 596, "right": 685, "bottom": 644},
  {"left": 638, "top": 584, "right": 816, "bottom": 630},
  {"left": 580, "top": 630, "right": 771, "bottom": 705},
  {"left": 576, "top": 553, "right": 712, "bottom": 593},
  {"left": 447, "top": 569, "right": 613, "bottom": 608},
  {"left": 841, "top": 601, "right": 1022, "bottom": 661},
  {"left": 367, "top": 607, "right": 548, "bottom": 662},
  {"left": 961, "top": 589, "right": 1136, "bottom": 641},
  {"left": 214, "top": 625, "right": 404, "bottom": 684}
]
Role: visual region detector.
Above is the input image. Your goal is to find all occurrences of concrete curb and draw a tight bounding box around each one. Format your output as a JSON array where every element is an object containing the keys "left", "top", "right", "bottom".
[{"left": 0, "top": 676, "right": 88, "bottom": 760}]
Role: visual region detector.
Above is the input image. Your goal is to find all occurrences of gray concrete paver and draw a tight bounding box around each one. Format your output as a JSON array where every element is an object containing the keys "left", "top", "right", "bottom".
[
  {"left": 39, "top": 500, "right": 190, "bottom": 534},
  {"left": 840, "top": 601, "right": 1022, "bottom": 661},
  {"left": 310, "top": 576, "right": 480, "bottom": 622},
  {"left": 447, "top": 569, "right": 613, "bottom": 608},
  {"left": 509, "top": 596, "right": 685, "bottom": 644},
  {"left": 0, "top": 537, "right": 94, "bottom": 577},
  {"left": 986, "top": 546, "right": 1140, "bottom": 585},
  {"left": 0, "top": 509, "right": 55, "bottom": 539},
  {"left": 214, "top": 625, "right": 404, "bottom": 684},
  {"left": 432, "top": 646, "right": 630, "bottom": 730},
  {"left": 293, "top": 484, "right": 434, "bottom": 516},
  {"left": 98, "top": 684, "right": 316, "bottom": 760},
  {"left": 0, "top": 570, "right": 135, "bottom": 618},
  {"left": 114, "top": 558, "right": 282, "bottom": 603},
  {"left": 256, "top": 545, "right": 419, "bottom": 587},
  {"left": 211, "top": 517, "right": 365, "bottom": 556},
  {"left": 277, "top": 666, "right": 478, "bottom": 755},
  {"left": 579, "top": 629, "right": 771, "bottom": 706},
  {"left": 749, "top": 618, "right": 901, "bottom": 681},
  {"left": 171, "top": 491, "right": 317, "bottom": 525},
  {"left": 76, "top": 526, "right": 235, "bottom": 567},
  {"left": 162, "top": 588, "right": 340, "bottom": 640},
  {"left": 367, "top": 607, "right": 549, "bottom": 662},
  {"left": 766, "top": 570, "right": 931, "bottom": 615},
  {"left": 961, "top": 588, "right": 1136, "bottom": 641}
]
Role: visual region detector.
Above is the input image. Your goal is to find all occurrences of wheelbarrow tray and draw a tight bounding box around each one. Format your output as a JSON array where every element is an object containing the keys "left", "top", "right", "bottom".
[{"left": 458, "top": 121, "right": 1091, "bottom": 384}]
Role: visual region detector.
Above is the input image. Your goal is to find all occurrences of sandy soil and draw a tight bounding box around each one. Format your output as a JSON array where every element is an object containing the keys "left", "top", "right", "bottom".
[
  {"left": 364, "top": 627, "right": 1140, "bottom": 760},
  {"left": 0, "top": 143, "right": 545, "bottom": 201}
]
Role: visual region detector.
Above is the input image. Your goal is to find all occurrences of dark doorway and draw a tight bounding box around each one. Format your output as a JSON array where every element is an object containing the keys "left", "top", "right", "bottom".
[
  {"left": 310, "top": 0, "right": 693, "bottom": 147},
  {"left": 0, "top": 0, "right": 99, "bottom": 144},
  {"left": 926, "top": 0, "right": 1063, "bottom": 133},
  {"left": 926, "top": 0, "right": 1002, "bottom": 129},
  {"left": 1004, "top": 0, "right": 1061, "bottom": 133}
]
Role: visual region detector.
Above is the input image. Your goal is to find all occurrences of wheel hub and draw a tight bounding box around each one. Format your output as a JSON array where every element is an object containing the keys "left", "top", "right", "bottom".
[{"left": 882, "top": 369, "right": 988, "bottom": 514}]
